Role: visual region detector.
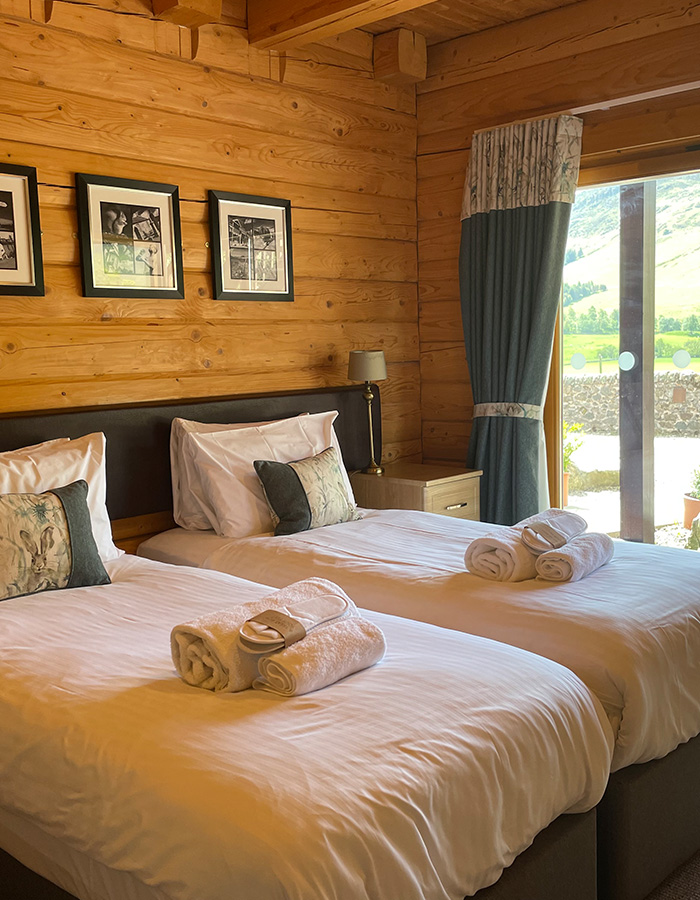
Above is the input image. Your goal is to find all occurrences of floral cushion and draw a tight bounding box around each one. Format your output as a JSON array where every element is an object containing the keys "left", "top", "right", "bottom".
[
  {"left": 0, "top": 479, "right": 111, "bottom": 601},
  {"left": 254, "top": 447, "right": 360, "bottom": 536}
]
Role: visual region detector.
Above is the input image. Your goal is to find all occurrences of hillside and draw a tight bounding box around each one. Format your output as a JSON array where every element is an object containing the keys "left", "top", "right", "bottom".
[{"left": 563, "top": 172, "right": 700, "bottom": 319}]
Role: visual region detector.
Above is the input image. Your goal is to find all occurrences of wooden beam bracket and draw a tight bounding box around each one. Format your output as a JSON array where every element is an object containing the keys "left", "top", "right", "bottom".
[
  {"left": 152, "top": 0, "right": 220, "bottom": 30},
  {"left": 374, "top": 28, "right": 426, "bottom": 84}
]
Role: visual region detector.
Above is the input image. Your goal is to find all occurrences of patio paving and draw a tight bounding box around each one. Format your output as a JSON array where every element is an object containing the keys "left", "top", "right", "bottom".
[{"left": 565, "top": 434, "right": 700, "bottom": 534}]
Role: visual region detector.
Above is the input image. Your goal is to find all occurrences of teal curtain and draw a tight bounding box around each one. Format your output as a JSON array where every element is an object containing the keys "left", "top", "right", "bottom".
[{"left": 459, "top": 116, "right": 583, "bottom": 525}]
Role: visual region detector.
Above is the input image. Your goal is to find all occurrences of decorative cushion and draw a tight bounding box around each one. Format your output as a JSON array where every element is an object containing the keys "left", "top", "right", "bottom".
[
  {"left": 0, "top": 480, "right": 111, "bottom": 601},
  {"left": 254, "top": 447, "right": 361, "bottom": 536},
  {"left": 0, "top": 432, "right": 123, "bottom": 563}
]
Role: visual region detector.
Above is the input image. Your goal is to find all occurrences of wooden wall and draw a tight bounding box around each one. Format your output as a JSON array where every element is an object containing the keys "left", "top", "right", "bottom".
[
  {"left": 0, "top": 0, "right": 420, "bottom": 464},
  {"left": 417, "top": 0, "right": 700, "bottom": 465}
]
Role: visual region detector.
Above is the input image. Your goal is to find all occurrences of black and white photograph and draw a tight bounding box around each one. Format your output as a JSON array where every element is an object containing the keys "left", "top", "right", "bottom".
[
  {"left": 0, "top": 190, "right": 17, "bottom": 270},
  {"left": 76, "top": 173, "right": 183, "bottom": 299},
  {"left": 209, "top": 191, "right": 293, "bottom": 301},
  {"left": 0, "top": 164, "right": 44, "bottom": 295}
]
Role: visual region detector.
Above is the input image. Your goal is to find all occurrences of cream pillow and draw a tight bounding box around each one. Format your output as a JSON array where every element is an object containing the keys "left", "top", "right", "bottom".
[
  {"left": 171, "top": 412, "right": 355, "bottom": 530},
  {"left": 171, "top": 416, "right": 294, "bottom": 531},
  {"left": 183, "top": 411, "right": 356, "bottom": 537},
  {"left": 0, "top": 432, "right": 123, "bottom": 563}
]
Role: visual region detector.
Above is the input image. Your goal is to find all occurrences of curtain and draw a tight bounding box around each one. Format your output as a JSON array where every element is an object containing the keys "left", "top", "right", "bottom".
[{"left": 460, "top": 115, "right": 583, "bottom": 525}]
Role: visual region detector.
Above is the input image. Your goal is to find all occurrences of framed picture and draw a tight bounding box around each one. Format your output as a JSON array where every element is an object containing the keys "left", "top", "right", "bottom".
[
  {"left": 208, "top": 191, "right": 293, "bottom": 301},
  {"left": 75, "top": 173, "right": 184, "bottom": 298},
  {"left": 0, "top": 163, "right": 44, "bottom": 296}
]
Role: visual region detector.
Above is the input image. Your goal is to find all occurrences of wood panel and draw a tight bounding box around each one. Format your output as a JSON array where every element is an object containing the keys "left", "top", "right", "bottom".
[
  {"left": 0, "top": 0, "right": 420, "bottom": 467},
  {"left": 416, "top": 0, "right": 700, "bottom": 466}
]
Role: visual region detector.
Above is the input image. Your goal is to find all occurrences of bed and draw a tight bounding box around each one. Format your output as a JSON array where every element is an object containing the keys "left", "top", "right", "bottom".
[
  {"left": 3, "top": 388, "right": 700, "bottom": 900},
  {"left": 0, "top": 552, "right": 612, "bottom": 900}
]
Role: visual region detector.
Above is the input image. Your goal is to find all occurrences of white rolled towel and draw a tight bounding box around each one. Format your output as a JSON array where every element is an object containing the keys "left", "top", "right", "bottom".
[
  {"left": 171, "top": 578, "right": 356, "bottom": 692},
  {"left": 521, "top": 510, "right": 587, "bottom": 554},
  {"left": 465, "top": 525, "right": 539, "bottom": 582},
  {"left": 254, "top": 618, "right": 386, "bottom": 697},
  {"left": 536, "top": 533, "right": 615, "bottom": 583},
  {"left": 465, "top": 508, "right": 589, "bottom": 582}
]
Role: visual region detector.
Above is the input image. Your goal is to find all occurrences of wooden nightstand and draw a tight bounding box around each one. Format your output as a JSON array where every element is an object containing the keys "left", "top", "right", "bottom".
[{"left": 351, "top": 463, "right": 482, "bottom": 521}]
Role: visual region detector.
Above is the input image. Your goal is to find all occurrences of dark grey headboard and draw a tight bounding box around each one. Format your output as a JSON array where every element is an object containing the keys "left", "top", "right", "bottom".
[{"left": 0, "top": 386, "right": 379, "bottom": 521}]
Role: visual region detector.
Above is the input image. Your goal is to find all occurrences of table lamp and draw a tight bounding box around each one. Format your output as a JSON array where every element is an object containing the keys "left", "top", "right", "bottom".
[{"left": 347, "top": 349, "right": 387, "bottom": 475}]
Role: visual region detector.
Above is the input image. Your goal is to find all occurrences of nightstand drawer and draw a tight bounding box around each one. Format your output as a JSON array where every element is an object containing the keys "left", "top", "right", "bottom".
[{"left": 424, "top": 479, "right": 480, "bottom": 520}]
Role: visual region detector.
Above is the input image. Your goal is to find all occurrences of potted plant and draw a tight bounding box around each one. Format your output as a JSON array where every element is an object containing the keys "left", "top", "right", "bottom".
[
  {"left": 562, "top": 421, "right": 583, "bottom": 507},
  {"left": 683, "top": 467, "right": 700, "bottom": 529}
]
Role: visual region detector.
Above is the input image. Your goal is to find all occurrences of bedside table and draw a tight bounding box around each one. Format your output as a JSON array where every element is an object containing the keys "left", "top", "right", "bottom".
[{"left": 351, "top": 463, "right": 482, "bottom": 521}]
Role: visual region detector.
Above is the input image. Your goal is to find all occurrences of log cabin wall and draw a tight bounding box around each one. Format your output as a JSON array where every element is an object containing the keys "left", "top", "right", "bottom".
[
  {"left": 417, "top": 0, "right": 700, "bottom": 465},
  {"left": 0, "top": 0, "right": 421, "bottom": 464}
]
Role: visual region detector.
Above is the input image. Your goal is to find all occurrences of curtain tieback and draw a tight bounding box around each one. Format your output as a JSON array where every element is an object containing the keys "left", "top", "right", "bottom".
[{"left": 473, "top": 402, "right": 543, "bottom": 420}]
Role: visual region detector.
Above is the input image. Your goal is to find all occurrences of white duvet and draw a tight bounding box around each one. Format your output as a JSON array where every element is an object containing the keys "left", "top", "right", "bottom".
[
  {"left": 0, "top": 555, "right": 612, "bottom": 900},
  {"left": 140, "top": 509, "right": 700, "bottom": 771}
]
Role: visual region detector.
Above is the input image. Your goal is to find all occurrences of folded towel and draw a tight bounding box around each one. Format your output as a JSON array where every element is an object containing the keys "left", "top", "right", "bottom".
[
  {"left": 254, "top": 617, "right": 386, "bottom": 697},
  {"left": 171, "top": 578, "right": 356, "bottom": 692},
  {"left": 521, "top": 510, "right": 587, "bottom": 555},
  {"left": 536, "top": 533, "right": 614, "bottom": 583},
  {"left": 465, "top": 525, "right": 539, "bottom": 582},
  {"left": 465, "top": 508, "right": 589, "bottom": 582}
]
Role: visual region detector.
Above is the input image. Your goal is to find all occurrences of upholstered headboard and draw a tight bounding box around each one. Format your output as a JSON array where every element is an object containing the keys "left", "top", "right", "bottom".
[{"left": 0, "top": 386, "right": 379, "bottom": 547}]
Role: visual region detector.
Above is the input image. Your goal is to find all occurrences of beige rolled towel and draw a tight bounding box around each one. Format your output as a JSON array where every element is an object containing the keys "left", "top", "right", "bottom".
[
  {"left": 254, "top": 618, "right": 386, "bottom": 697},
  {"left": 170, "top": 578, "right": 355, "bottom": 692},
  {"left": 536, "top": 533, "right": 615, "bottom": 583}
]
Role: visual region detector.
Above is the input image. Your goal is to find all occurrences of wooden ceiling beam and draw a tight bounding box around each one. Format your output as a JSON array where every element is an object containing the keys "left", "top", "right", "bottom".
[{"left": 247, "top": 0, "right": 436, "bottom": 50}]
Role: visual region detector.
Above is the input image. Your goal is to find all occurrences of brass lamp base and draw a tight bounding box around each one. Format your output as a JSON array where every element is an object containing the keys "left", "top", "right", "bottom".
[{"left": 362, "top": 463, "right": 384, "bottom": 475}]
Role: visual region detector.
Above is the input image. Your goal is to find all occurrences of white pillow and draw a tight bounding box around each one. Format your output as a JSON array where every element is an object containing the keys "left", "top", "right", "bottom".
[
  {"left": 171, "top": 416, "right": 291, "bottom": 531},
  {"left": 171, "top": 412, "right": 355, "bottom": 530},
  {"left": 0, "top": 432, "right": 123, "bottom": 562},
  {"left": 182, "top": 411, "right": 356, "bottom": 537}
]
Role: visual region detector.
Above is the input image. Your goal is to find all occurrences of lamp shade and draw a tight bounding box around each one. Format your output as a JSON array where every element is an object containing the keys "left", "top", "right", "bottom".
[{"left": 347, "top": 350, "right": 387, "bottom": 383}]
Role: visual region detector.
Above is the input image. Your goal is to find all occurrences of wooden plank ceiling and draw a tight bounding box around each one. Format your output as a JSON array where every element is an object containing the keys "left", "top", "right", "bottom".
[{"left": 361, "top": 0, "right": 584, "bottom": 44}]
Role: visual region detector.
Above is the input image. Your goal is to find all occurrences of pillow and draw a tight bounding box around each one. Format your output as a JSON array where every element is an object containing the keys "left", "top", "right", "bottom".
[
  {"left": 171, "top": 415, "right": 301, "bottom": 531},
  {"left": 0, "top": 433, "right": 122, "bottom": 563},
  {"left": 255, "top": 448, "right": 361, "bottom": 536},
  {"left": 171, "top": 412, "right": 355, "bottom": 531},
  {"left": 0, "top": 480, "right": 111, "bottom": 601},
  {"left": 182, "top": 411, "right": 357, "bottom": 537}
]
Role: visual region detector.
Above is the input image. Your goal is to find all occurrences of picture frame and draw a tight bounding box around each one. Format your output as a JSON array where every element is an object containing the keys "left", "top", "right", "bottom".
[
  {"left": 0, "top": 163, "right": 44, "bottom": 296},
  {"left": 208, "top": 191, "right": 293, "bottom": 301},
  {"left": 75, "top": 173, "right": 184, "bottom": 299}
]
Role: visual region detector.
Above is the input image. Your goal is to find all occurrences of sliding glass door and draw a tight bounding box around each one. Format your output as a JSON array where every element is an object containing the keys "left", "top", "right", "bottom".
[{"left": 561, "top": 171, "right": 700, "bottom": 547}]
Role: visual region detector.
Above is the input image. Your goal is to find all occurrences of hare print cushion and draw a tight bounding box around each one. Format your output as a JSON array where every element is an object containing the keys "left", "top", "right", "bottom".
[{"left": 0, "top": 479, "right": 110, "bottom": 601}]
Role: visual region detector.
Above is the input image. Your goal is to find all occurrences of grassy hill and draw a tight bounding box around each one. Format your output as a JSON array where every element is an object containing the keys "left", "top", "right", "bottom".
[
  {"left": 563, "top": 172, "right": 700, "bottom": 319},
  {"left": 562, "top": 171, "right": 700, "bottom": 373}
]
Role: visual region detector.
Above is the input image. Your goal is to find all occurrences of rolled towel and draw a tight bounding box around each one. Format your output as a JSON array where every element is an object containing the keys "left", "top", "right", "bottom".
[
  {"left": 536, "top": 533, "right": 615, "bottom": 583},
  {"left": 171, "top": 578, "right": 356, "bottom": 692},
  {"left": 254, "top": 618, "right": 386, "bottom": 697},
  {"left": 521, "top": 510, "right": 587, "bottom": 555},
  {"left": 465, "top": 526, "right": 539, "bottom": 582}
]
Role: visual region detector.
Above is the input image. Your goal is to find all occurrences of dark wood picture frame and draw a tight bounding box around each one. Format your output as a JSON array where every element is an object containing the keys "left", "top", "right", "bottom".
[
  {"left": 75, "top": 173, "right": 184, "bottom": 299},
  {"left": 0, "top": 162, "right": 44, "bottom": 296},
  {"left": 208, "top": 190, "right": 293, "bottom": 301}
]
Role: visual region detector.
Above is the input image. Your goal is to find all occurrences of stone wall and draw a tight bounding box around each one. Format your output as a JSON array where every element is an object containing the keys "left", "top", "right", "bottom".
[{"left": 564, "top": 371, "right": 700, "bottom": 436}]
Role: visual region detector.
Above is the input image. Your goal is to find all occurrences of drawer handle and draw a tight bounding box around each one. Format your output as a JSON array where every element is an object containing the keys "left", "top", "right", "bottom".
[{"left": 445, "top": 502, "right": 469, "bottom": 511}]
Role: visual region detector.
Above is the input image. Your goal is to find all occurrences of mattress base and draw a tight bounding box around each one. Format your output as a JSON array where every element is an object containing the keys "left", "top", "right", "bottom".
[
  {"left": 597, "top": 732, "right": 700, "bottom": 900},
  {"left": 0, "top": 810, "right": 597, "bottom": 900}
]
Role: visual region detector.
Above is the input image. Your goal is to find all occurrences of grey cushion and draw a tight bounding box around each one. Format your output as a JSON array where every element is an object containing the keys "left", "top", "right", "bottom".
[
  {"left": 0, "top": 479, "right": 111, "bottom": 601},
  {"left": 254, "top": 447, "right": 360, "bottom": 536}
]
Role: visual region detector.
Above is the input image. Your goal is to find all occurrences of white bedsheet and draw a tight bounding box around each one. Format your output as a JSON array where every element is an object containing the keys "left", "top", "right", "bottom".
[
  {"left": 140, "top": 509, "right": 700, "bottom": 770},
  {"left": 0, "top": 555, "right": 612, "bottom": 900}
]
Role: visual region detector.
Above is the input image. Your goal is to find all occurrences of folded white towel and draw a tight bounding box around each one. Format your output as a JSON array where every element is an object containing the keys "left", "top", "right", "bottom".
[
  {"left": 465, "top": 509, "right": 589, "bottom": 582},
  {"left": 254, "top": 617, "right": 386, "bottom": 697},
  {"left": 171, "top": 578, "right": 356, "bottom": 692},
  {"left": 521, "top": 510, "right": 587, "bottom": 555},
  {"left": 536, "top": 533, "right": 614, "bottom": 583}
]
